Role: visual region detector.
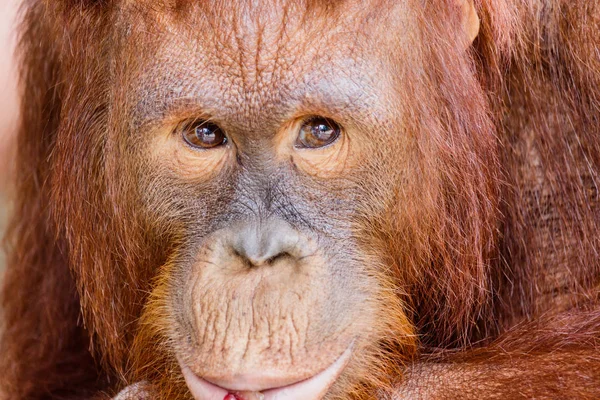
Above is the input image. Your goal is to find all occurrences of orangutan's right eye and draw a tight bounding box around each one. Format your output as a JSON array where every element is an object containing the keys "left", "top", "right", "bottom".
[{"left": 181, "top": 120, "right": 228, "bottom": 149}]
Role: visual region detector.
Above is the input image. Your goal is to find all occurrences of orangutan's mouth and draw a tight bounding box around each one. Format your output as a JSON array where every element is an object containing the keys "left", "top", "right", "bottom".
[{"left": 179, "top": 345, "right": 354, "bottom": 400}]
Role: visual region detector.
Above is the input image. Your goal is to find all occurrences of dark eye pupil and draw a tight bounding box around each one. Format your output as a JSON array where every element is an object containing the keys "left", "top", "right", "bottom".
[
  {"left": 314, "top": 124, "right": 334, "bottom": 139},
  {"left": 297, "top": 117, "right": 341, "bottom": 149},
  {"left": 182, "top": 121, "right": 227, "bottom": 149},
  {"left": 196, "top": 126, "right": 218, "bottom": 144}
]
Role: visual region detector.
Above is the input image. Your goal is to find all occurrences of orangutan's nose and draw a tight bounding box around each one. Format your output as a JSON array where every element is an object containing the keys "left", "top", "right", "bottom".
[{"left": 230, "top": 219, "right": 302, "bottom": 267}]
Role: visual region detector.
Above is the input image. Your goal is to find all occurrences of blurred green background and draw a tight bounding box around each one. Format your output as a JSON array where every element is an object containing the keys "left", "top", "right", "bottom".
[{"left": 1, "top": 0, "right": 20, "bottom": 274}]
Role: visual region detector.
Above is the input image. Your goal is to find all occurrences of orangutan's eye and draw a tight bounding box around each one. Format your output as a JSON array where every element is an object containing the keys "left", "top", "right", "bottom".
[
  {"left": 296, "top": 117, "right": 341, "bottom": 149},
  {"left": 181, "top": 120, "right": 227, "bottom": 149}
]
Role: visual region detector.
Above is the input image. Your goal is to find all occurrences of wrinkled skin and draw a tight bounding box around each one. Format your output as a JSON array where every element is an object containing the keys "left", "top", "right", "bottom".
[
  {"left": 3, "top": 0, "right": 600, "bottom": 399},
  {"left": 124, "top": 2, "right": 419, "bottom": 397}
]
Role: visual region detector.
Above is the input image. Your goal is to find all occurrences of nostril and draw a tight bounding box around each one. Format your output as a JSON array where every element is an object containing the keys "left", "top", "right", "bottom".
[
  {"left": 229, "top": 220, "right": 301, "bottom": 268},
  {"left": 232, "top": 248, "right": 291, "bottom": 267},
  {"left": 265, "top": 251, "right": 291, "bottom": 265},
  {"left": 231, "top": 248, "right": 254, "bottom": 268}
]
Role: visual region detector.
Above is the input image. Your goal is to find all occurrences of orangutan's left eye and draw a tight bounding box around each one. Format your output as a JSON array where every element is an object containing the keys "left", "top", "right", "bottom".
[{"left": 295, "top": 117, "right": 341, "bottom": 149}]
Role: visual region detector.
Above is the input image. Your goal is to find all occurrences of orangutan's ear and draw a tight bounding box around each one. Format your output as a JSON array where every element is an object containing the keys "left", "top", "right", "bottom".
[{"left": 457, "top": 0, "right": 480, "bottom": 46}]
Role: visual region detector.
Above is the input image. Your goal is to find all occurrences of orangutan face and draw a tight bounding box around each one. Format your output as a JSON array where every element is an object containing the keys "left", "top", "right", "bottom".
[{"left": 120, "top": 1, "right": 418, "bottom": 398}]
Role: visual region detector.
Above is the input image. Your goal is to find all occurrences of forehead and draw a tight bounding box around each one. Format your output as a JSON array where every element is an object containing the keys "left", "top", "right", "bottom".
[{"left": 120, "top": 0, "right": 405, "bottom": 128}]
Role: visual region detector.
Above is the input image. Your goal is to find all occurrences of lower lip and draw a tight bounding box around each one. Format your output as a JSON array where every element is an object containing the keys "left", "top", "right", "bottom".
[{"left": 180, "top": 345, "right": 354, "bottom": 400}]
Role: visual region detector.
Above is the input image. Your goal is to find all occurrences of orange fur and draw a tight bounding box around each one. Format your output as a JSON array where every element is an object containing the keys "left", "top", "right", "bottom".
[{"left": 1, "top": 1, "right": 600, "bottom": 399}]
